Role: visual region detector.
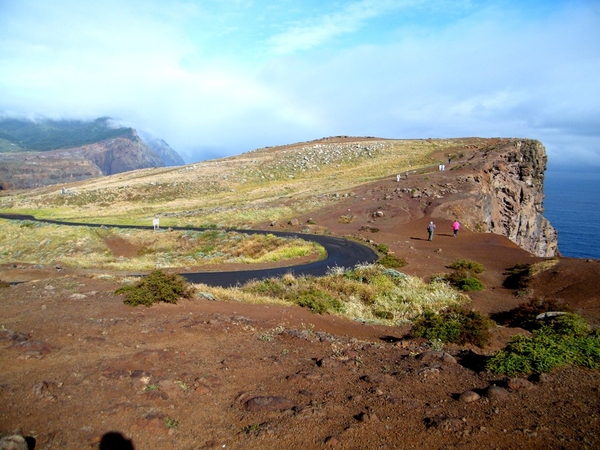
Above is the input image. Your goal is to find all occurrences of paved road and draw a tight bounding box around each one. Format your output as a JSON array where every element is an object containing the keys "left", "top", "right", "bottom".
[{"left": 0, "top": 213, "right": 379, "bottom": 287}]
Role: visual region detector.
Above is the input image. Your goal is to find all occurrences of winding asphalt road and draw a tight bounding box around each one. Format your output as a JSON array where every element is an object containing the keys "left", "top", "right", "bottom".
[{"left": 0, "top": 214, "right": 379, "bottom": 287}]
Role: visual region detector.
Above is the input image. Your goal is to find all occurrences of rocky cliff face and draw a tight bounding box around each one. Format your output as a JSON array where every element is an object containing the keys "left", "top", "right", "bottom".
[
  {"left": 435, "top": 139, "right": 558, "bottom": 257},
  {"left": 0, "top": 117, "right": 185, "bottom": 190},
  {"left": 478, "top": 139, "right": 558, "bottom": 257},
  {"left": 0, "top": 132, "right": 166, "bottom": 190}
]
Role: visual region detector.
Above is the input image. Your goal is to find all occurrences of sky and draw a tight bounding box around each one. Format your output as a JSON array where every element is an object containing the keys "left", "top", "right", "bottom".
[{"left": 0, "top": 0, "right": 599, "bottom": 168}]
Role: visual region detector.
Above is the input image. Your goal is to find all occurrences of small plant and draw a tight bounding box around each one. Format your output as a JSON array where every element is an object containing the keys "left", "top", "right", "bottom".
[
  {"left": 411, "top": 307, "right": 493, "bottom": 348},
  {"left": 116, "top": 270, "right": 194, "bottom": 307},
  {"left": 445, "top": 259, "right": 485, "bottom": 291},
  {"left": 174, "top": 380, "right": 189, "bottom": 391},
  {"left": 454, "top": 276, "right": 485, "bottom": 291},
  {"left": 430, "top": 338, "right": 444, "bottom": 351},
  {"left": 502, "top": 260, "right": 559, "bottom": 290},
  {"left": 378, "top": 253, "right": 408, "bottom": 269},
  {"left": 165, "top": 417, "right": 180, "bottom": 429},
  {"left": 258, "top": 333, "right": 274, "bottom": 341},
  {"left": 448, "top": 259, "right": 485, "bottom": 274},
  {"left": 144, "top": 384, "right": 158, "bottom": 391},
  {"left": 376, "top": 244, "right": 389, "bottom": 254},
  {"left": 487, "top": 313, "right": 600, "bottom": 376},
  {"left": 296, "top": 288, "right": 342, "bottom": 314},
  {"left": 243, "top": 423, "right": 264, "bottom": 435},
  {"left": 503, "top": 263, "right": 531, "bottom": 289}
]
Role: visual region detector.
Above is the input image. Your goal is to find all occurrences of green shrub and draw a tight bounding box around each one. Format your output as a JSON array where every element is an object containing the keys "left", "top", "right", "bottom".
[
  {"left": 116, "top": 270, "right": 194, "bottom": 307},
  {"left": 295, "top": 288, "right": 342, "bottom": 314},
  {"left": 486, "top": 313, "right": 600, "bottom": 376},
  {"left": 443, "top": 259, "right": 486, "bottom": 291},
  {"left": 455, "top": 276, "right": 485, "bottom": 291},
  {"left": 448, "top": 259, "right": 485, "bottom": 274},
  {"left": 248, "top": 278, "right": 288, "bottom": 298},
  {"left": 546, "top": 313, "right": 590, "bottom": 338},
  {"left": 411, "top": 310, "right": 461, "bottom": 343},
  {"left": 411, "top": 307, "right": 493, "bottom": 348},
  {"left": 445, "top": 270, "right": 485, "bottom": 291},
  {"left": 378, "top": 253, "right": 408, "bottom": 269},
  {"left": 376, "top": 244, "right": 389, "bottom": 254}
]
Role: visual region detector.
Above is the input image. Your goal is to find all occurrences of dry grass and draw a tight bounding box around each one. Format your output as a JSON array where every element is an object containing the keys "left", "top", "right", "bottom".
[
  {"left": 192, "top": 264, "right": 469, "bottom": 326},
  {"left": 0, "top": 219, "right": 324, "bottom": 270},
  {"left": 0, "top": 138, "right": 469, "bottom": 227},
  {"left": 528, "top": 258, "right": 560, "bottom": 276}
]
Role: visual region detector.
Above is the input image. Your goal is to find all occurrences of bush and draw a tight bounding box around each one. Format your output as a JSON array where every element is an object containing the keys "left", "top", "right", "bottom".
[
  {"left": 410, "top": 307, "right": 493, "bottom": 348},
  {"left": 295, "top": 288, "right": 342, "bottom": 314},
  {"left": 486, "top": 313, "right": 600, "bottom": 376},
  {"left": 378, "top": 253, "right": 408, "bottom": 269},
  {"left": 248, "top": 278, "right": 287, "bottom": 298},
  {"left": 444, "top": 259, "right": 486, "bottom": 291},
  {"left": 454, "top": 276, "right": 485, "bottom": 291},
  {"left": 448, "top": 259, "right": 485, "bottom": 274},
  {"left": 116, "top": 270, "right": 194, "bottom": 307},
  {"left": 376, "top": 244, "right": 389, "bottom": 254},
  {"left": 446, "top": 270, "right": 485, "bottom": 291}
]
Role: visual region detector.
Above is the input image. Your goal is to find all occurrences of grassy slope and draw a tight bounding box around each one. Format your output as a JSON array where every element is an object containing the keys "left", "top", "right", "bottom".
[{"left": 0, "top": 137, "right": 470, "bottom": 227}]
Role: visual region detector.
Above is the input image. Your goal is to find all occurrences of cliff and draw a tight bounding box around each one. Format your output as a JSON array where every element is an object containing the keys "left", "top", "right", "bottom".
[
  {"left": 0, "top": 117, "right": 184, "bottom": 190},
  {"left": 0, "top": 132, "right": 164, "bottom": 189},
  {"left": 433, "top": 139, "right": 558, "bottom": 257},
  {"left": 0, "top": 122, "right": 184, "bottom": 190}
]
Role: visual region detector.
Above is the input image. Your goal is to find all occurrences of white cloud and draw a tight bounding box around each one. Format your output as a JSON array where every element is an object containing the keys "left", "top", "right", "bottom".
[{"left": 267, "top": 0, "right": 406, "bottom": 54}]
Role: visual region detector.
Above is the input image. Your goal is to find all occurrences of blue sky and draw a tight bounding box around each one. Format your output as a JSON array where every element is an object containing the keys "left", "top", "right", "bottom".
[{"left": 0, "top": 0, "right": 599, "bottom": 168}]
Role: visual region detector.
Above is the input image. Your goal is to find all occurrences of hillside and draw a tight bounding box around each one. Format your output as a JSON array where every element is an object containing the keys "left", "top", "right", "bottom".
[
  {"left": 1, "top": 136, "right": 599, "bottom": 449},
  {"left": 0, "top": 117, "right": 184, "bottom": 189},
  {"left": 0, "top": 136, "right": 557, "bottom": 256}
]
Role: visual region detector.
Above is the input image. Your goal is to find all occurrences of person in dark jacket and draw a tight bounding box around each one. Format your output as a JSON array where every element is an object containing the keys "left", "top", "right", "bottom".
[{"left": 427, "top": 221, "right": 436, "bottom": 241}]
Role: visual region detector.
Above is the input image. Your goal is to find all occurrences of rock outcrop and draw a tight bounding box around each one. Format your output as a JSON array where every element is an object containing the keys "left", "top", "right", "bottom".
[
  {"left": 435, "top": 139, "right": 558, "bottom": 257},
  {"left": 478, "top": 139, "right": 558, "bottom": 257}
]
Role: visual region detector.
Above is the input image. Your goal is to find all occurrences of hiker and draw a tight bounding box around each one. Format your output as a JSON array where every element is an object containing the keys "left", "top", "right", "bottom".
[
  {"left": 452, "top": 220, "right": 460, "bottom": 237},
  {"left": 427, "top": 221, "right": 436, "bottom": 241},
  {"left": 397, "top": 174, "right": 401, "bottom": 182},
  {"left": 153, "top": 217, "right": 160, "bottom": 230}
]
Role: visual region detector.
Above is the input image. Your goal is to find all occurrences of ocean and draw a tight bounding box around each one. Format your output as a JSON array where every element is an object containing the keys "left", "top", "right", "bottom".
[{"left": 543, "top": 170, "right": 600, "bottom": 260}]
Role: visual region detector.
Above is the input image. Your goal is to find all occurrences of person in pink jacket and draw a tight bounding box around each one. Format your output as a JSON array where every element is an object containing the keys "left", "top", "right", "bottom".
[{"left": 452, "top": 220, "right": 460, "bottom": 237}]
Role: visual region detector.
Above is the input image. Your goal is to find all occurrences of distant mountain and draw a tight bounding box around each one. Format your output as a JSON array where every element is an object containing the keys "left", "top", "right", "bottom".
[
  {"left": 0, "top": 117, "right": 184, "bottom": 189},
  {"left": 137, "top": 131, "right": 185, "bottom": 167}
]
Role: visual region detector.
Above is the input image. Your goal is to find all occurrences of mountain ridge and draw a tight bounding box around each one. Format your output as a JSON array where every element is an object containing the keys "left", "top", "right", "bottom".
[{"left": 0, "top": 117, "right": 184, "bottom": 189}]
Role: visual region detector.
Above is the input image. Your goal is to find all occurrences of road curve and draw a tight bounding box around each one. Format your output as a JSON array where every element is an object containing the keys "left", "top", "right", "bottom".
[{"left": 0, "top": 213, "right": 379, "bottom": 287}]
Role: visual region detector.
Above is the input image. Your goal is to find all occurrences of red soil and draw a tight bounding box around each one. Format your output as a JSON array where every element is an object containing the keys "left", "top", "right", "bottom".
[{"left": 1, "top": 165, "right": 599, "bottom": 449}]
